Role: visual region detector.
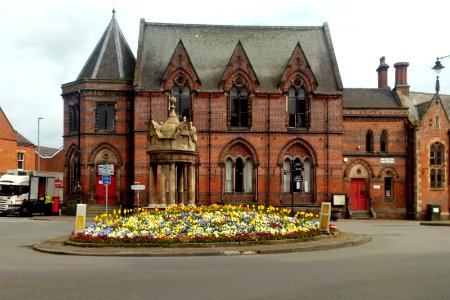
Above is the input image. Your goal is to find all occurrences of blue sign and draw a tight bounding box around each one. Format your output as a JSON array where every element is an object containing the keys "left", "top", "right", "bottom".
[{"left": 102, "top": 175, "right": 111, "bottom": 185}]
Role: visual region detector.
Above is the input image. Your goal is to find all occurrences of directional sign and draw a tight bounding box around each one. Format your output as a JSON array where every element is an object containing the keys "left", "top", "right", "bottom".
[
  {"left": 98, "top": 164, "right": 114, "bottom": 176},
  {"left": 102, "top": 175, "right": 111, "bottom": 185},
  {"left": 131, "top": 184, "right": 145, "bottom": 191}
]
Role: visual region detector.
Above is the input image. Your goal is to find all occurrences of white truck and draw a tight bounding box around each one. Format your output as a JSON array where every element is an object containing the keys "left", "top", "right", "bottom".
[{"left": 0, "top": 169, "right": 63, "bottom": 217}]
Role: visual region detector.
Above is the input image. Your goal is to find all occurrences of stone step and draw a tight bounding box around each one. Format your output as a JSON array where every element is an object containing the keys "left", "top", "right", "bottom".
[
  {"left": 351, "top": 210, "right": 372, "bottom": 219},
  {"left": 86, "top": 204, "right": 121, "bottom": 218}
]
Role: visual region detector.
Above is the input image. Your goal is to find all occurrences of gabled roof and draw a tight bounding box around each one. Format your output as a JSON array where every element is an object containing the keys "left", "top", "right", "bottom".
[
  {"left": 134, "top": 21, "right": 343, "bottom": 93},
  {"left": 17, "top": 132, "right": 34, "bottom": 147},
  {"left": 406, "top": 91, "right": 450, "bottom": 122},
  {"left": 342, "top": 88, "right": 402, "bottom": 108},
  {"left": 36, "top": 146, "right": 63, "bottom": 158},
  {"left": 77, "top": 10, "right": 136, "bottom": 81},
  {"left": 0, "top": 106, "right": 16, "bottom": 141}
]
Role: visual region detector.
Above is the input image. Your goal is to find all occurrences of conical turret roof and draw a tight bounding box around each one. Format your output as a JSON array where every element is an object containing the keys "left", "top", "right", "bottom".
[{"left": 77, "top": 10, "right": 136, "bottom": 81}]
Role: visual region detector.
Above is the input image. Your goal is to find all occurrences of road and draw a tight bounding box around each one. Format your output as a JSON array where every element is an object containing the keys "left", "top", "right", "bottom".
[{"left": 0, "top": 217, "right": 449, "bottom": 300}]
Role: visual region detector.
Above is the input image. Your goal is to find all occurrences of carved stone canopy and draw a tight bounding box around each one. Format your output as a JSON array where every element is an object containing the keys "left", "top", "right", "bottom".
[{"left": 148, "top": 95, "right": 197, "bottom": 154}]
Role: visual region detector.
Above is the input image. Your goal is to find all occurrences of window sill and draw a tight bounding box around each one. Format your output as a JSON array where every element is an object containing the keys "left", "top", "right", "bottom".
[{"left": 228, "top": 127, "right": 250, "bottom": 131}]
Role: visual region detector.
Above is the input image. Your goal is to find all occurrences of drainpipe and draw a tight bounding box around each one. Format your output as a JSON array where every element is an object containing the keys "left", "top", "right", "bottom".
[
  {"left": 326, "top": 95, "right": 330, "bottom": 202},
  {"left": 77, "top": 90, "right": 81, "bottom": 204},
  {"left": 267, "top": 94, "right": 271, "bottom": 206},
  {"left": 208, "top": 92, "right": 212, "bottom": 205}
]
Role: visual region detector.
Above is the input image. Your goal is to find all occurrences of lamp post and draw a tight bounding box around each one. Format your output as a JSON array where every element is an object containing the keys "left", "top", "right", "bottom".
[
  {"left": 432, "top": 58, "right": 445, "bottom": 93},
  {"left": 37, "top": 117, "right": 43, "bottom": 171}
]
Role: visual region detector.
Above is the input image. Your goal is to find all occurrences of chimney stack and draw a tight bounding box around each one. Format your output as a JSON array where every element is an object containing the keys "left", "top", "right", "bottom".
[
  {"left": 394, "top": 62, "right": 410, "bottom": 96},
  {"left": 376, "top": 56, "right": 389, "bottom": 88}
]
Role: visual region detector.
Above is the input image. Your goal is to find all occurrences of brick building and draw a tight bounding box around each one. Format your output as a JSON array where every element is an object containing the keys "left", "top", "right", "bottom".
[
  {"left": 61, "top": 11, "right": 449, "bottom": 220},
  {"left": 0, "top": 107, "right": 36, "bottom": 175}
]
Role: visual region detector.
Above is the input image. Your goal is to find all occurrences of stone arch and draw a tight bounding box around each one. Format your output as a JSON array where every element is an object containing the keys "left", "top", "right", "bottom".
[
  {"left": 344, "top": 159, "right": 374, "bottom": 178},
  {"left": 88, "top": 143, "right": 122, "bottom": 166},
  {"left": 379, "top": 166, "right": 399, "bottom": 178},
  {"left": 218, "top": 138, "right": 259, "bottom": 165},
  {"left": 164, "top": 69, "right": 197, "bottom": 91},
  {"left": 277, "top": 138, "right": 317, "bottom": 166},
  {"left": 280, "top": 71, "right": 316, "bottom": 94},
  {"left": 87, "top": 143, "right": 123, "bottom": 204},
  {"left": 222, "top": 69, "right": 258, "bottom": 92}
]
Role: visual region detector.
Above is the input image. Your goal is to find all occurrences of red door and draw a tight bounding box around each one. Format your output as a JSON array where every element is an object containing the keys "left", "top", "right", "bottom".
[
  {"left": 95, "top": 167, "right": 117, "bottom": 204},
  {"left": 351, "top": 179, "right": 367, "bottom": 210}
]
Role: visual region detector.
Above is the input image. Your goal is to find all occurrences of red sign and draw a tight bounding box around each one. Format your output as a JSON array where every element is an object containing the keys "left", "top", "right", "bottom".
[{"left": 55, "top": 179, "right": 63, "bottom": 189}]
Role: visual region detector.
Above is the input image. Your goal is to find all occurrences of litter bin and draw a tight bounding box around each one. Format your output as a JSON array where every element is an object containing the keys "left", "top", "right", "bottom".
[
  {"left": 52, "top": 196, "right": 60, "bottom": 215},
  {"left": 426, "top": 204, "right": 440, "bottom": 221},
  {"left": 65, "top": 200, "right": 77, "bottom": 216}
]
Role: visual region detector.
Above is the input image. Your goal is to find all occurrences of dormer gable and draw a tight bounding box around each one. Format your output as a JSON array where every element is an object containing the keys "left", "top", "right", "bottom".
[
  {"left": 161, "top": 39, "right": 201, "bottom": 91},
  {"left": 279, "top": 42, "right": 318, "bottom": 92},
  {"left": 220, "top": 41, "right": 259, "bottom": 91}
]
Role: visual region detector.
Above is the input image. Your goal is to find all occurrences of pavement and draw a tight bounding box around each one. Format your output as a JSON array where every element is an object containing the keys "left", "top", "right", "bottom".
[{"left": 30, "top": 215, "right": 450, "bottom": 257}]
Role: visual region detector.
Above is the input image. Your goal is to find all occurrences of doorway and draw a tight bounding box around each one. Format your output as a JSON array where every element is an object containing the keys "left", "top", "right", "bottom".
[{"left": 351, "top": 178, "right": 367, "bottom": 210}]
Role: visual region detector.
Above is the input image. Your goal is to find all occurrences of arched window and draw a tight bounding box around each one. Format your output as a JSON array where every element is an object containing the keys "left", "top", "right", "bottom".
[
  {"left": 303, "top": 159, "right": 311, "bottom": 193},
  {"left": 68, "top": 104, "right": 79, "bottom": 132},
  {"left": 430, "top": 142, "right": 445, "bottom": 189},
  {"left": 288, "top": 87, "right": 306, "bottom": 128},
  {"left": 172, "top": 75, "right": 191, "bottom": 121},
  {"left": 366, "top": 130, "right": 373, "bottom": 152},
  {"left": 435, "top": 116, "right": 440, "bottom": 128},
  {"left": 245, "top": 158, "right": 253, "bottom": 193},
  {"left": 224, "top": 156, "right": 254, "bottom": 193},
  {"left": 380, "top": 130, "right": 388, "bottom": 153},
  {"left": 384, "top": 170, "right": 393, "bottom": 198},
  {"left": 230, "top": 84, "right": 249, "bottom": 128},
  {"left": 225, "top": 158, "right": 233, "bottom": 193},
  {"left": 283, "top": 159, "right": 291, "bottom": 192}
]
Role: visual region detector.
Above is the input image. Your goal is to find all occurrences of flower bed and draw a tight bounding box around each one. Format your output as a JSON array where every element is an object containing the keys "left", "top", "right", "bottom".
[{"left": 69, "top": 204, "right": 337, "bottom": 246}]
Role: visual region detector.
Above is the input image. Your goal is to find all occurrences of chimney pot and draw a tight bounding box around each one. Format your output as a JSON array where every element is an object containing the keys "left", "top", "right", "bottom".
[{"left": 376, "top": 56, "right": 389, "bottom": 88}]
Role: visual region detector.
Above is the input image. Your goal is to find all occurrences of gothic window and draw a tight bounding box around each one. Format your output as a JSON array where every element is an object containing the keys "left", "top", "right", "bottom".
[
  {"left": 69, "top": 152, "right": 80, "bottom": 194},
  {"left": 172, "top": 75, "right": 191, "bottom": 121},
  {"left": 224, "top": 156, "right": 254, "bottom": 193},
  {"left": 96, "top": 103, "right": 115, "bottom": 132},
  {"left": 288, "top": 78, "right": 307, "bottom": 128},
  {"left": 225, "top": 158, "right": 233, "bottom": 192},
  {"left": 380, "top": 130, "right": 388, "bottom": 153},
  {"left": 366, "top": 130, "right": 373, "bottom": 152},
  {"left": 68, "top": 104, "right": 79, "bottom": 132},
  {"left": 430, "top": 142, "right": 445, "bottom": 189},
  {"left": 17, "top": 152, "right": 24, "bottom": 170},
  {"left": 230, "top": 77, "right": 249, "bottom": 128},
  {"left": 384, "top": 172, "right": 393, "bottom": 198},
  {"left": 435, "top": 116, "right": 440, "bottom": 128}
]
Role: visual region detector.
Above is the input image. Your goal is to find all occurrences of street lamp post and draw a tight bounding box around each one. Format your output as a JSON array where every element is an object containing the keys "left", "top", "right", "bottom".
[{"left": 37, "top": 117, "right": 43, "bottom": 171}]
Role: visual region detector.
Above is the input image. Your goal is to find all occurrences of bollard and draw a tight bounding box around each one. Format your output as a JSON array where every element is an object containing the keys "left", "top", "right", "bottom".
[{"left": 75, "top": 204, "right": 87, "bottom": 233}]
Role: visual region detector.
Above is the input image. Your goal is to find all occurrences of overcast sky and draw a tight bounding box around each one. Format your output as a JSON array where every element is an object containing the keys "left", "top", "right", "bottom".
[{"left": 1, "top": 0, "right": 450, "bottom": 148}]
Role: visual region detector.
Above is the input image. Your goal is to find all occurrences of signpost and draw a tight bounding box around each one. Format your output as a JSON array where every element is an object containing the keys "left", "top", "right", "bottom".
[
  {"left": 102, "top": 175, "right": 111, "bottom": 214},
  {"left": 131, "top": 183, "right": 145, "bottom": 208}
]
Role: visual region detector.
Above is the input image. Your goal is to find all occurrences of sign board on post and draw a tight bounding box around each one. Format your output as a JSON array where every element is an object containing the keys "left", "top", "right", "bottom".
[
  {"left": 98, "top": 164, "right": 114, "bottom": 176},
  {"left": 131, "top": 184, "right": 145, "bottom": 190},
  {"left": 102, "top": 175, "right": 111, "bottom": 185}
]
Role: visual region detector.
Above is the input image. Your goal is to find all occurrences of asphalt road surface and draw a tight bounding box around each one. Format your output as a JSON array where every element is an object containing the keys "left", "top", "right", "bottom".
[{"left": 0, "top": 217, "right": 449, "bottom": 300}]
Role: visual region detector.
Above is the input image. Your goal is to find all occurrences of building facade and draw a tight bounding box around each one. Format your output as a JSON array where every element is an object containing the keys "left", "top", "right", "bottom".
[{"left": 61, "top": 12, "right": 449, "bottom": 220}]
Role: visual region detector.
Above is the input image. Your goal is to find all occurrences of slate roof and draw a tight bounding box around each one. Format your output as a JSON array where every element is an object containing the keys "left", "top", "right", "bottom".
[
  {"left": 408, "top": 91, "right": 450, "bottom": 122},
  {"left": 17, "top": 132, "right": 34, "bottom": 147},
  {"left": 134, "top": 21, "right": 343, "bottom": 93},
  {"left": 77, "top": 10, "right": 136, "bottom": 81},
  {"left": 36, "top": 146, "right": 63, "bottom": 158},
  {"left": 342, "top": 88, "right": 402, "bottom": 108}
]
